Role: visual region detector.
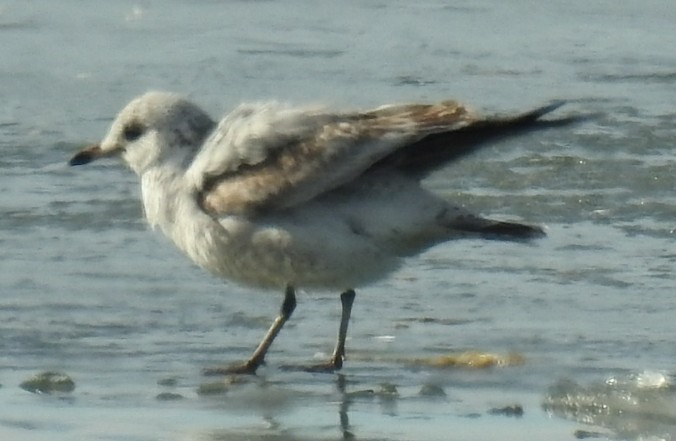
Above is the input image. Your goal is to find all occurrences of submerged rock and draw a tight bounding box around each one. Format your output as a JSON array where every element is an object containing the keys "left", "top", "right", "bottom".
[
  {"left": 377, "top": 383, "right": 399, "bottom": 398},
  {"left": 20, "top": 371, "right": 75, "bottom": 394},
  {"left": 157, "top": 377, "right": 179, "bottom": 387},
  {"left": 156, "top": 392, "right": 185, "bottom": 401},
  {"left": 419, "top": 383, "right": 447, "bottom": 397},
  {"left": 574, "top": 429, "right": 606, "bottom": 439},
  {"left": 488, "top": 404, "right": 524, "bottom": 417},
  {"left": 197, "top": 381, "right": 229, "bottom": 396}
]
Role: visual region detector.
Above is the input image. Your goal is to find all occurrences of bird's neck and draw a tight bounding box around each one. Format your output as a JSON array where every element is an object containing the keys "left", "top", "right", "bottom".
[
  {"left": 140, "top": 164, "right": 188, "bottom": 230},
  {"left": 139, "top": 164, "right": 233, "bottom": 273}
]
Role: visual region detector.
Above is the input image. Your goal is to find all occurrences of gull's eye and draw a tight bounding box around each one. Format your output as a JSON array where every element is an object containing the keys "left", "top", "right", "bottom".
[{"left": 122, "top": 122, "right": 145, "bottom": 142}]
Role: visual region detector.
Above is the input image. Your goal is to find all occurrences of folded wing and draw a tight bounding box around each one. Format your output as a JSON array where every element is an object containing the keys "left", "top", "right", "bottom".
[{"left": 185, "top": 100, "right": 475, "bottom": 216}]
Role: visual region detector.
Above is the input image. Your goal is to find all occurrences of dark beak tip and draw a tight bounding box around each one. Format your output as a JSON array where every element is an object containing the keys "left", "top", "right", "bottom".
[
  {"left": 68, "top": 152, "right": 92, "bottom": 166},
  {"left": 68, "top": 144, "right": 102, "bottom": 166}
]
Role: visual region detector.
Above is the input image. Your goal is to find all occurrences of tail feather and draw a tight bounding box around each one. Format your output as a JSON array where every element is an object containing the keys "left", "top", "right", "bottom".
[
  {"left": 450, "top": 216, "right": 546, "bottom": 240},
  {"left": 379, "top": 101, "right": 585, "bottom": 178}
]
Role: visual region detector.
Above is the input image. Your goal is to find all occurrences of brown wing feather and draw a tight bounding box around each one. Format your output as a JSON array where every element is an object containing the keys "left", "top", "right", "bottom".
[
  {"left": 374, "top": 101, "right": 580, "bottom": 176},
  {"left": 198, "top": 101, "right": 475, "bottom": 216}
]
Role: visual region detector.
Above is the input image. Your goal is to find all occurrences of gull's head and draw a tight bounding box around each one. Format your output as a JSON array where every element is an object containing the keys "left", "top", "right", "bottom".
[{"left": 69, "top": 91, "right": 215, "bottom": 174}]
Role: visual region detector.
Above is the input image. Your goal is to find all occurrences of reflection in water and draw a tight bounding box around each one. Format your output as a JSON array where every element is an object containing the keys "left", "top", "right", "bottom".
[
  {"left": 202, "top": 369, "right": 676, "bottom": 441},
  {"left": 201, "top": 373, "right": 413, "bottom": 441},
  {"left": 337, "top": 375, "right": 354, "bottom": 440},
  {"left": 543, "top": 371, "right": 676, "bottom": 441},
  {"left": 195, "top": 349, "right": 527, "bottom": 441}
]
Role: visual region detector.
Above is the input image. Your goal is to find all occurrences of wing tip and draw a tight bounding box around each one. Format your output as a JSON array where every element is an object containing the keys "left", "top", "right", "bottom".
[
  {"left": 476, "top": 221, "right": 546, "bottom": 241},
  {"left": 523, "top": 100, "right": 567, "bottom": 121},
  {"left": 515, "top": 100, "right": 597, "bottom": 128},
  {"left": 451, "top": 218, "right": 546, "bottom": 241}
]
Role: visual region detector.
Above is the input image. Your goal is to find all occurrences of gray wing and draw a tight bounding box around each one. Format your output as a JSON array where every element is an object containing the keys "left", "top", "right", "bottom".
[{"left": 185, "top": 100, "right": 475, "bottom": 216}]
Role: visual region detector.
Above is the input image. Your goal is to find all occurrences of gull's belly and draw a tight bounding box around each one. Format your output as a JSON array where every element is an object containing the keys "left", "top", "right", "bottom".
[
  {"left": 145, "top": 180, "right": 401, "bottom": 291},
  {"left": 192, "top": 215, "right": 401, "bottom": 291}
]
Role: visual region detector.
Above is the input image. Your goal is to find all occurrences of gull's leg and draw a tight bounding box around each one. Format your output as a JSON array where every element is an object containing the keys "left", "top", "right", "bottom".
[
  {"left": 203, "top": 285, "right": 297, "bottom": 376},
  {"left": 304, "top": 289, "right": 356, "bottom": 373}
]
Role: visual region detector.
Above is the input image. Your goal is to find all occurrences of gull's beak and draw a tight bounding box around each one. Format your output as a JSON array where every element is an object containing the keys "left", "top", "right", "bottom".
[{"left": 69, "top": 144, "right": 104, "bottom": 166}]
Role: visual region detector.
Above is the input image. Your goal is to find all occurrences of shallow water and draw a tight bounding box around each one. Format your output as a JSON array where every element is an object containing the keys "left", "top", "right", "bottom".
[{"left": 1, "top": 1, "right": 675, "bottom": 440}]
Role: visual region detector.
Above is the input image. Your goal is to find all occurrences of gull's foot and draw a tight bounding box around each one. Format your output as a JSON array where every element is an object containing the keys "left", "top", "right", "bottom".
[
  {"left": 280, "top": 357, "right": 343, "bottom": 374},
  {"left": 301, "top": 361, "right": 342, "bottom": 374},
  {"left": 202, "top": 361, "right": 260, "bottom": 376},
  {"left": 202, "top": 286, "right": 297, "bottom": 377}
]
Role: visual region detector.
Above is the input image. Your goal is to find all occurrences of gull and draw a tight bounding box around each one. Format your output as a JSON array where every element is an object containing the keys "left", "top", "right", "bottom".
[{"left": 69, "top": 92, "right": 578, "bottom": 375}]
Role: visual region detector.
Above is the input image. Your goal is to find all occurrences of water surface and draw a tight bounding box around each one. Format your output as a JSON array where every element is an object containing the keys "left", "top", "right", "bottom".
[{"left": 1, "top": 1, "right": 675, "bottom": 440}]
